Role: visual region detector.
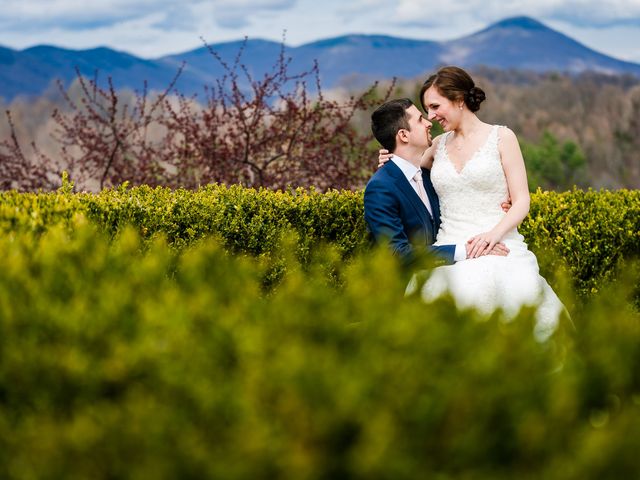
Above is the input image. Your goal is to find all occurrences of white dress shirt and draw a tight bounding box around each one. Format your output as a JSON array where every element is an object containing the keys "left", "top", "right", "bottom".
[{"left": 391, "top": 155, "right": 466, "bottom": 262}]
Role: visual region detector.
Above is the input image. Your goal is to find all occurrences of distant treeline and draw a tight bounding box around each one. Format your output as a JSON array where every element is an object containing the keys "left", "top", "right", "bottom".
[
  {"left": 346, "top": 67, "right": 639, "bottom": 190},
  {"left": 1, "top": 64, "right": 639, "bottom": 191},
  {"left": 479, "top": 68, "right": 640, "bottom": 190}
]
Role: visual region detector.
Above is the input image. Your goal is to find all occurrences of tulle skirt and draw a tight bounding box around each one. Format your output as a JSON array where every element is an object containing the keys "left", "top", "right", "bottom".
[{"left": 407, "top": 239, "right": 565, "bottom": 341}]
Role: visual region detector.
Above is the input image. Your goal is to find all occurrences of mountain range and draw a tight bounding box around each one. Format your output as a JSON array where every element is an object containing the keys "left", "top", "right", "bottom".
[{"left": 2, "top": 16, "right": 640, "bottom": 101}]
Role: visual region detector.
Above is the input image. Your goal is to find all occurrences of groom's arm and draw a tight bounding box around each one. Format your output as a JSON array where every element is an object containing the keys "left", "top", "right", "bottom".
[
  {"left": 429, "top": 244, "right": 456, "bottom": 264},
  {"left": 364, "top": 183, "right": 415, "bottom": 262},
  {"left": 364, "top": 182, "right": 455, "bottom": 265}
]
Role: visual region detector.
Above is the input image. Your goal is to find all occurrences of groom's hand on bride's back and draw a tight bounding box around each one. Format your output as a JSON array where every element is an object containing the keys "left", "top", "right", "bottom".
[{"left": 501, "top": 196, "right": 512, "bottom": 212}]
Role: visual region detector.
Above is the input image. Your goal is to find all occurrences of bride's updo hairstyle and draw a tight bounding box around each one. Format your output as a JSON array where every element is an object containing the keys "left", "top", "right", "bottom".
[{"left": 420, "top": 66, "right": 486, "bottom": 113}]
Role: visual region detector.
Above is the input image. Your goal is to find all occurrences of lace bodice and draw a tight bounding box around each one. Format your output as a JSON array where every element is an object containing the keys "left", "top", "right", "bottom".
[{"left": 432, "top": 125, "right": 523, "bottom": 245}]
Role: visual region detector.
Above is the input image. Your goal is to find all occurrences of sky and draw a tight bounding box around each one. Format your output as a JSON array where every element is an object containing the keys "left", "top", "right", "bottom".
[{"left": 1, "top": 0, "right": 640, "bottom": 62}]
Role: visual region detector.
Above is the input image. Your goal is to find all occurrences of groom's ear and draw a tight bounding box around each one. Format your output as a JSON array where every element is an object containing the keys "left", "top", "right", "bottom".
[{"left": 397, "top": 128, "right": 409, "bottom": 145}]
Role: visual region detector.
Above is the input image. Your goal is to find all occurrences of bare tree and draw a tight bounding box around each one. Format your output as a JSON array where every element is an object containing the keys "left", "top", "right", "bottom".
[
  {"left": 0, "top": 39, "right": 393, "bottom": 192},
  {"left": 0, "top": 111, "right": 55, "bottom": 191}
]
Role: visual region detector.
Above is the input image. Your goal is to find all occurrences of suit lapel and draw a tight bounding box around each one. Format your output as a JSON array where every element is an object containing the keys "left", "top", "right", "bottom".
[
  {"left": 421, "top": 168, "right": 440, "bottom": 228},
  {"left": 385, "top": 162, "right": 433, "bottom": 227}
]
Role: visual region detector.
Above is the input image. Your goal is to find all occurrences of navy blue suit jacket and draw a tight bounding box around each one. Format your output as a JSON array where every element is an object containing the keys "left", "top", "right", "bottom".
[{"left": 364, "top": 160, "right": 456, "bottom": 265}]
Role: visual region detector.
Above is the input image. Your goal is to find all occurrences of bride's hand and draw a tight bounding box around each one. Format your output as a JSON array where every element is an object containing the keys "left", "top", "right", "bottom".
[
  {"left": 378, "top": 149, "right": 393, "bottom": 169},
  {"left": 466, "top": 230, "right": 503, "bottom": 258}
]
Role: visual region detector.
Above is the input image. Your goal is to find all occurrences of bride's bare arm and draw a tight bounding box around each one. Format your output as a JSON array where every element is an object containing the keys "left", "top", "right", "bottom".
[
  {"left": 377, "top": 134, "right": 442, "bottom": 169},
  {"left": 467, "top": 127, "right": 530, "bottom": 258},
  {"left": 419, "top": 135, "right": 441, "bottom": 169}
]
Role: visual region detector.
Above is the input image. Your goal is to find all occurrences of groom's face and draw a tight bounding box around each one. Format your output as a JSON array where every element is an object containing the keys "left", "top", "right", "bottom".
[{"left": 405, "top": 105, "right": 433, "bottom": 148}]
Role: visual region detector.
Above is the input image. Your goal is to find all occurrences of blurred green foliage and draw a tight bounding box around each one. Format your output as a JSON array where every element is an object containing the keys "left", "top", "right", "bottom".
[
  {"left": 521, "top": 131, "right": 587, "bottom": 191},
  {"left": 0, "top": 219, "right": 638, "bottom": 479}
]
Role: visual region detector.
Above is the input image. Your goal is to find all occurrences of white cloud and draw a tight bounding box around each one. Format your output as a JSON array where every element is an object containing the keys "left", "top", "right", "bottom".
[
  {"left": 393, "top": 0, "right": 640, "bottom": 28},
  {"left": 210, "top": 0, "right": 296, "bottom": 29},
  {"left": 0, "top": 0, "right": 297, "bottom": 30},
  {"left": 547, "top": 21, "right": 640, "bottom": 61},
  {"left": 0, "top": 0, "right": 639, "bottom": 61},
  {"left": 0, "top": 0, "right": 178, "bottom": 28},
  {"left": 0, "top": 0, "right": 300, "bottom": 56}
]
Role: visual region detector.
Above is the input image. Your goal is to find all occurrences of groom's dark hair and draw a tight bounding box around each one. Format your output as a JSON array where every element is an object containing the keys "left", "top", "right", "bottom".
[{"left": 371, "top": 98, "right": 413, "bottom": 153}]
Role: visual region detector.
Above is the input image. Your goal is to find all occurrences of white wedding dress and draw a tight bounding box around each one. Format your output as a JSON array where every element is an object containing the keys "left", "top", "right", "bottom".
[{"left": 412, "top": 125, "right": 564, "bottom": 339}]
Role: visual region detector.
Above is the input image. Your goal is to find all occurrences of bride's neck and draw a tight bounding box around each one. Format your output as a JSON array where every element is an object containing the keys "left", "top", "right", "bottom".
[{"left": 454, "top": 115, "right": 482, "bottom": 138}]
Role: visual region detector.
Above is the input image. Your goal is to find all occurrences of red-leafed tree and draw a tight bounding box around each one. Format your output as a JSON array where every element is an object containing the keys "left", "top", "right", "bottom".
[
  {"left": 0, "top": 111, "right": 55, "bottom": 191},
  {"left": 160, "top": 40, "right": 393, "bottom": 190},
  {"left": 1, "top": 39, "right": 393, "bottom": 192},
  {"left": 51, "top": 67, "right": 182, "bottom": 190}
]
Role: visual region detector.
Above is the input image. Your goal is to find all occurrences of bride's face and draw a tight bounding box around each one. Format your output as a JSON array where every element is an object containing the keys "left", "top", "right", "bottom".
[{"left": 422, "top": 85, "right": 462, "bottom": 132}]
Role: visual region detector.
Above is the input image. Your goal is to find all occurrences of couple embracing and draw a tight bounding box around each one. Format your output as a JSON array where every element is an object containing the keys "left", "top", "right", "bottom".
[{"left": 364, "top": 66, "right": 564, "bottom": 338}]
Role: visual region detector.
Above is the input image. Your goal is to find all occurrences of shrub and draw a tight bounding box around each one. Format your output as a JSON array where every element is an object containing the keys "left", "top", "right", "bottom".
[
  {"left": 522, "top": 188, "right": 640, "bottom": 295},
  {"left": 0, "top": 221, "right": 638, "bottom": 479},
  {"left": 0, "top": 185, "right": 638, "bottom": 295}
]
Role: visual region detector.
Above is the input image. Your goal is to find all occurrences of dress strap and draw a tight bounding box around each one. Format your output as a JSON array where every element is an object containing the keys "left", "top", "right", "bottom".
[
  {"left": 487, "top": 125, "right": 503, "bottom": 149},
  {"left": 436, "top": 131, "right": 452, "bottom": 157}
]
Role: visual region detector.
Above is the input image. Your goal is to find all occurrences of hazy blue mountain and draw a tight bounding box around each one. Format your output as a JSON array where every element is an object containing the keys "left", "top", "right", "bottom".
[
  {"left": 160, "top": 39, "right": 285, "bottom": 78},
  {"left": 438, "top": 17, "right": 640, "bottom": 75},
  {"left": 2, "top": 16, "right": 640, "bottom": 101},
  {"left": 0, "top": 45, "right": 206, "bottom": 100},
  {"left": 158, "top": 35, "right": 442, "bottom": 91},
  {"left": 158, "top": 39, "right": 290, "bottom": 93},
  {"left": 291, "top": 35, "right": 441, "bottom": 87}
]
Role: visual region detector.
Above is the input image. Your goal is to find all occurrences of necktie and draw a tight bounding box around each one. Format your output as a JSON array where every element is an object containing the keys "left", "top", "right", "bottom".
[{"left": 413, "top": 170, "right": 432, "bottom": 216}]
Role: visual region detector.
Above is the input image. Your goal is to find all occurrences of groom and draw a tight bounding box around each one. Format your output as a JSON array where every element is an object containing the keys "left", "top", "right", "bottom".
[{"left": 364, "top": 98, "right": 508, "bottom": 265}]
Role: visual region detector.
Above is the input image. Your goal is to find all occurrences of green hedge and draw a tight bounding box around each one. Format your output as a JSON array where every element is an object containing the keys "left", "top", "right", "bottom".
[
  {"left": 0, "top": 222, "right": 638, "bottom": 478},
  {"left": 522, "top": 188, "right": 640, "bottom": 295},
  {"left": 1, "top": 184, "right": 639, "bottom": 294}
]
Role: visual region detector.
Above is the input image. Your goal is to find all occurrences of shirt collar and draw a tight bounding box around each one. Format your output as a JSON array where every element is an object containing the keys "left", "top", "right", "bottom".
[{"left": 390, "top": 154, "right": 421, "bottom": 182}]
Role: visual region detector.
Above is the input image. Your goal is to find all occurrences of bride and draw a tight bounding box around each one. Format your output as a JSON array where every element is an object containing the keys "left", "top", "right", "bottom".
[{"left": 380, "top": 66, "right": 564, "bottom": 338}]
